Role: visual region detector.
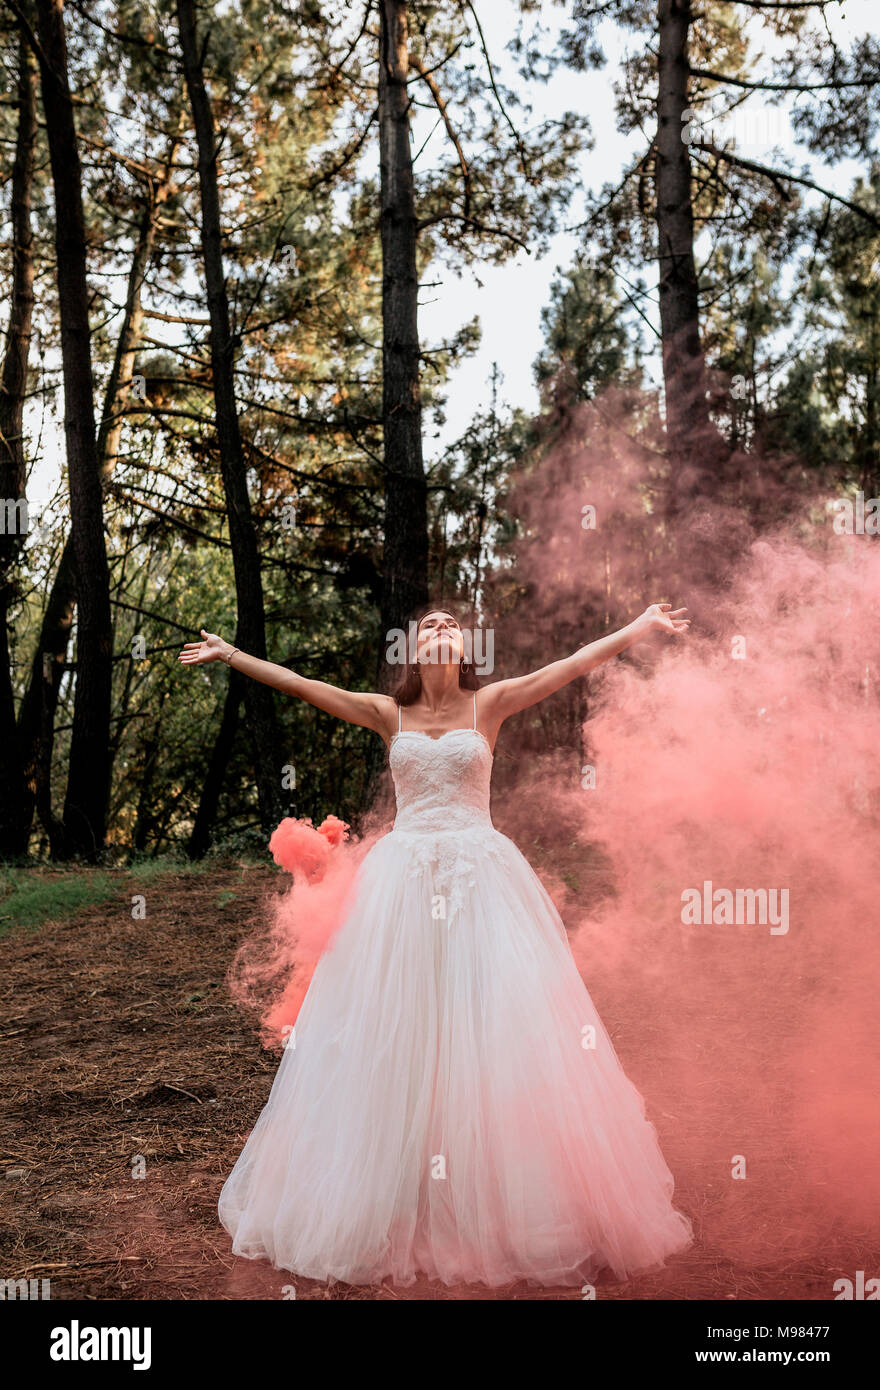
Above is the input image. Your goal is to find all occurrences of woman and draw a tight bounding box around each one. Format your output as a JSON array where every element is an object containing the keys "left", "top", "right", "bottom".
[{"left": 178, "top": 601, "right": 693, "bottom": 1288}]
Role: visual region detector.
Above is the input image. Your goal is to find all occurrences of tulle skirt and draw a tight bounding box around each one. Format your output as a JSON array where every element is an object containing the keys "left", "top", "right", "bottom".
[{"left": 218, "top": 824, "right": 693, "bottom": 1287}]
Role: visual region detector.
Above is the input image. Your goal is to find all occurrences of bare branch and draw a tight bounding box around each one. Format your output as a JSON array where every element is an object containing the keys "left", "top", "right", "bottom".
[
  {"left": 726, "top": 2, "right": 838, "bottom": 9},
  {"left": 690, "top": 65, "right": 880, "bottom": 93},
  {"left": 415, "top": 208, "right": 532, "bottom": 252},
  {"left": 693, "top": 140, "right": 880, "bottom": 227},
  {"left": 410, "top": 53, "right": 470, "bottom": 220},
  {"left": 463, "top": 0, "right": 530, "bottom": 180}
]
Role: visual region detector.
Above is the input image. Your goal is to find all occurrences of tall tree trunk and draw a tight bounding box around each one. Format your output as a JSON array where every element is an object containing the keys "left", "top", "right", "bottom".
[
  {"left": 130, "top": 680, "right": 173, "bottom": 855},
  {"left": 15, "top": 154, "right": 174, "bottom": 856},
  {"left": 655, "top": 0, "right": 723, "bottom": 504},
  {"left": 176, "top": 0, "right": 283, "bottom": 834},
  {"left": 33, "top": 0, "right": 113, "bottom": 859},
  {"left": 16, "top": 564, "right": 74, "bottom": 856},
  {"left": 0, "top": 31, "right": 37, "bottom": 859},
  {"left": 378, "top": 0, "right": 428, "bottom": 679},
  {"left": 186, "top": 666, "right": 243, "bottom": 859},
  {"left": 863, "top": 333, "right": 878, "bottom": 499}
]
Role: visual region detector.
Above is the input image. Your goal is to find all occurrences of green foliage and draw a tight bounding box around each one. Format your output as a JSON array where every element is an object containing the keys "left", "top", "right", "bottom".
[{"left": 0, "top": 860, "right": 203, "bottom": 937}]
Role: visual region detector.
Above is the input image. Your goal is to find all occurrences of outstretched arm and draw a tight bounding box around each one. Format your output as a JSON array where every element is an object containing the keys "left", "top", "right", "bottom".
[
  {"left": 480, "top": 604, "right": 689, "bottom": 725},
  {"left": 177, "top": 629, "right": 393, "bottom": 735}
]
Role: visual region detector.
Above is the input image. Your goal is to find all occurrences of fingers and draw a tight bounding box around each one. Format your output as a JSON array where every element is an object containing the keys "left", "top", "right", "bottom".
[{"left": 178, "top": 642, "right": 206, "bottom": 663}]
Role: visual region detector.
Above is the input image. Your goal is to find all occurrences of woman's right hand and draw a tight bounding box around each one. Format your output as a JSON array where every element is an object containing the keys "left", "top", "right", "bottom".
[
  {"left": 638, "top": 603, "right": 690, "bottom": 637},
  {"left": 178, "top": 628, "right": 232, "bottom": 666}
]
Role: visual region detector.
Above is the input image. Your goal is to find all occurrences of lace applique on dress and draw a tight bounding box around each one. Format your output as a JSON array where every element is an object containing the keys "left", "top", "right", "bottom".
[{"left": 388, "top": 730, "right": 507, "bottom": 925}]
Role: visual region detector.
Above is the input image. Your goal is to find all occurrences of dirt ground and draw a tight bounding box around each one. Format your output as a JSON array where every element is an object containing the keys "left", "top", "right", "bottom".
[{"left": 0, "top": 866, "right": 871, "bottom": 1301}]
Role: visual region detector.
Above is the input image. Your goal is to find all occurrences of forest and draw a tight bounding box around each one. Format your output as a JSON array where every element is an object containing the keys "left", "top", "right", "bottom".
[{"left": 1, "top": 0, "right": 875, "bottom": 865}]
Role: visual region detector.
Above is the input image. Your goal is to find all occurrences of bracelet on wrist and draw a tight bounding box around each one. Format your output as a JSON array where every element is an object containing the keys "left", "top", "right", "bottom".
[{"left": 224, "top": 647, "right": 239, "bottom": 666}]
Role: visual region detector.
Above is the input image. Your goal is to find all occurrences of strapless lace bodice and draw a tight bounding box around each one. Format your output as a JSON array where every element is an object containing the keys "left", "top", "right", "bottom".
[
  {"left": 387, "top": 728, "right": 499, "bottom": 922},
  {"left": 389, "top": 729, "right": 493, "bottom": 834}
]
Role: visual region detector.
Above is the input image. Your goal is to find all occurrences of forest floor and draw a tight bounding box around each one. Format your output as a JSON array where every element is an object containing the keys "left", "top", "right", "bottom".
[{"left": 0, "top": 863, "right": 871, "bottom": 1302}]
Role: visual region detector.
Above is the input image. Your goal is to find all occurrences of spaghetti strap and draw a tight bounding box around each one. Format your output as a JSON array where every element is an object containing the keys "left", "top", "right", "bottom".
[
  {"left": 398, "top": 702, "right": 402, "bottom": 734},
  {"left": 473, "top": 691, "right": 477, "bottom": 730}
]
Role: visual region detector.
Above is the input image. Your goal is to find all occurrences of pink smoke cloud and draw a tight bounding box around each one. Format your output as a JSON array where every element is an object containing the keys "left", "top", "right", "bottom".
[
  {"left": 486, "top": 389, "right": 880, "bottom": 1265},
  {"left": 229, "top": 813, "right": 382, "bottom": 1048}
]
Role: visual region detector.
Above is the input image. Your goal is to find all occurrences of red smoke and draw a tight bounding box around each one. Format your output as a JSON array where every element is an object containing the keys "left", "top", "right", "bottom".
[
  {"left": 228, "top": 813, "right": 381, "bottom": 1048},
  {"left": 486, "top": 388, "right": 880, "bottom": 1267}
]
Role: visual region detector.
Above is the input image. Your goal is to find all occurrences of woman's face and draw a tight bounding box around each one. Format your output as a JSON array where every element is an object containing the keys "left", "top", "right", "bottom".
[{"left": 415, "top": 610, "right": 464, "bottom": 665}]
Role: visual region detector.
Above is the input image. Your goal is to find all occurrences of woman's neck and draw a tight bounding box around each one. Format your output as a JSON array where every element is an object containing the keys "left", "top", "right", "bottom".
[{"left": 417, "top": 665, "right": 463, "bottom": 712}]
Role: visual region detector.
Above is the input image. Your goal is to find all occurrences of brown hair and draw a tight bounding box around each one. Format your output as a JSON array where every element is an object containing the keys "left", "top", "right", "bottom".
[{"left": 391, "top": 602, "right": 482, "bottom": 707}]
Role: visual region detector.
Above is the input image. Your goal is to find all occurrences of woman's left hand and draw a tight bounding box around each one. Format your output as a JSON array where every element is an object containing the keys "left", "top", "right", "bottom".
[{"left": 639, "top": 603, "right": 690, "bottom": 635}]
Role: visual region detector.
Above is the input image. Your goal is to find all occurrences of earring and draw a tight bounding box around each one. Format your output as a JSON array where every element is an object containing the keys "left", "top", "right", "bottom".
[{"left": 461, "top": 661, "right": 471, "bottom": 674}]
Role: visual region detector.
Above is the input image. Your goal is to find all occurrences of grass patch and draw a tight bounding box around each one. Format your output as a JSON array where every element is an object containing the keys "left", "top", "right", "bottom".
[
  {"left": 0, "top": 868, "right": 119, "bottom": 935},
  {"left": 0, "top": 856, "right": 216, "bottom": 937}
]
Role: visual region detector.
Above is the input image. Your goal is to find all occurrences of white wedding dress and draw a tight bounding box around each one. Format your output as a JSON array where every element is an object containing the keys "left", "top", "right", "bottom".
[{"left": 218, "top": 695, "right": 693, "bottom": 1287}]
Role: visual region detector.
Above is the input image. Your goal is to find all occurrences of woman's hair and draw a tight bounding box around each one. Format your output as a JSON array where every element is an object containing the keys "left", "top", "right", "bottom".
[{"left": 391, "top": 601, "right": 481, "bottom": 706}]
